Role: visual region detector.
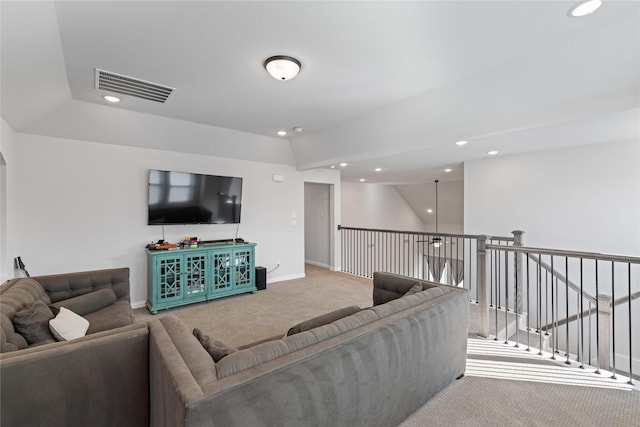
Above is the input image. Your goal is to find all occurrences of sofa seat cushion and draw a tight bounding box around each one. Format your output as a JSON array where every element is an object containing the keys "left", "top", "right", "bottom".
[
  {"left": 84, "top": 299, "right": 135, "bottom": 334},
  {"left": 12, "top": 301, "right": 56, "bottom": 346},
  {"left": 51, "top": 288, "right": 116, "bottom": 316}
]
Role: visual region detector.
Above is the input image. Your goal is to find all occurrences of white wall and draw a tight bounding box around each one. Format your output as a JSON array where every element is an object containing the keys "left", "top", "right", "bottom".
[
  {"left": 304, "top": 183, "right": 330, "bottom": 268},
  {"left": 0, "top": 119, "right": 19, "bottom": 282},
  {"left": 341, "top": 182, "right": 425, "bottom": 231},
  {"left": 8, "top": 133, "right": 307, "bottom": 306},
  {"left": 464, "top": 140, "right": 640, "bottom": 255}
]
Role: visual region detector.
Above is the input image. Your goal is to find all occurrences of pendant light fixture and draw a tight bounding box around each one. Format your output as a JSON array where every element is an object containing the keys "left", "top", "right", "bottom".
[{"left": 264, "top": 55, "right": 302, "bottom": 80}]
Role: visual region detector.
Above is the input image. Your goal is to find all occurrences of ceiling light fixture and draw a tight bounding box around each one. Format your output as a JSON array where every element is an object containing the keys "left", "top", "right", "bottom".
[
  {"left": 340, "top": 163, "right": 348, "bottom": 167},
  {"left": 568, "top": 0, "right": 602, "bottom": 17},
  {"left": 292, "top": 126, "right": 304, "bottom": 133},
  {"left": 427, "top": 209, "right": 433, "bottom": 213},
  {"left": 330, "top": 165, "right": 336, "bottom": 169},
  {"left": 444, "top": 168, "right": 452, "bottom": 173},
  {"left": 488, "top": 150, "right": 499, "bottom": 155},
  {"left": 102, "top": 95, "right": 120, "bottom": 103},
  {"left": 264, "top": 55, "right": 302, "bottom": 81},
  {"left": 277, "top": 130, "right": 287, "bottom": 136},
  {"left": 456, "top": 140, "right": 468, "bottom": 146},
  {"left": 375, "top": 168, "right": 382, "bottom": 172},
  {"left": 359, "top": 178, "right": 365, "bottom": 182}
]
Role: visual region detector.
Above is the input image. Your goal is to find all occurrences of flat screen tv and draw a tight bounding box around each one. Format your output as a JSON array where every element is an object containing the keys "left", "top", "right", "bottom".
[{"left": 148, "top": 169, "right": 243, "bottom": 225}]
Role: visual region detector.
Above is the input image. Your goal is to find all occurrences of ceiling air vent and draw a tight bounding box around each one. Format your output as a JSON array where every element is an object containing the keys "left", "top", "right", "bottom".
[{"left": 94, "top": 68, "right": 175, "bottom": 103}]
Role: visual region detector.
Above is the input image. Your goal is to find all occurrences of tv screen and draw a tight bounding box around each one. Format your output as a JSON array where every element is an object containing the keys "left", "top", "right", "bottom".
[{"left": 148, "top": 169, "right": 243, "bottom": 225}]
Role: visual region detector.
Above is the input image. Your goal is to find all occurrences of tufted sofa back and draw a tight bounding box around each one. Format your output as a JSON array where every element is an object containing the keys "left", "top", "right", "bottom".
[
  {"left": 35, "top": 268, "right": 130, "bottom": 303},
  {"left": 0, "top": 268, "right": 131, "bottom": 353},
  {"left": 0, "top": 279, "right": 51, "bottom": 352}
]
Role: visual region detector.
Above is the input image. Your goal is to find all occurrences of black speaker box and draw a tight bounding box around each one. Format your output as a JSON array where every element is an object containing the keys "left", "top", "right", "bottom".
[{"left": 255, "top": 266, "right": 267, "bottom": 290}]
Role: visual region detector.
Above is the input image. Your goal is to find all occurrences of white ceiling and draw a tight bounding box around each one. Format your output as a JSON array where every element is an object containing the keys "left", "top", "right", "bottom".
[{"left": 1, "top": 1, "right": 639, "bottom": 191}]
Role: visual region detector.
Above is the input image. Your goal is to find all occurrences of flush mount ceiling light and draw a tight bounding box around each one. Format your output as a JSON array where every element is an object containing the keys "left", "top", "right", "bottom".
[
  {"left": 264, "top": 55, "right": 302, "bottom": 81},
  {"left": 277, "top": 130, "right": 287, "bottom": 136},
  {"left": 102, "top": 95, "right": 120, "bottom": 103},
  {"left": 340, "top": 163, "right": 348, "bottom": 167},
  {"left": 292, "top": 126, "right": 304, "bottom": 133},
  {"left": 444, "top": 168, "right": 452, "bottom": 173},
  {"left": 488, "top": 150, "right": 499, "bottom": 155},
  {"left": 568, "top": 0, "right": 602, "bottom": 17},
  {"left": 456, "top": 140, "right": 468, "bottom": 146},
  {"left": 375, "top": 168, "right": 382, "bottom": 172}
]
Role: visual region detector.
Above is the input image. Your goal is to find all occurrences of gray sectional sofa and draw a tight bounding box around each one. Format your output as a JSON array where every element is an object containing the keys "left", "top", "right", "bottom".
[
  {"left": 1, "top": 269, "right": 468, "bottom": 427},
  {"left": 0, "top": 268, "right": 149, "bottom": 427},
  {"left": 148, "top": 271, "right": 469, "bottom": 427}
]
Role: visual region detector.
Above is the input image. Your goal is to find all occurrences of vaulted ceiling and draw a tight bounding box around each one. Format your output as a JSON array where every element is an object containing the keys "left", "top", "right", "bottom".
[{"left": 2, "top": 0, "right": 639, "bottom": 193}]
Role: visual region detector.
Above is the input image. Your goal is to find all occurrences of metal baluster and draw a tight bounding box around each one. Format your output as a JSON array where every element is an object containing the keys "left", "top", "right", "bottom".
[
  {"left": 490, "top": 249, "right": 494, "bottom": 307},
  {"left": 505, "top": 250, "right": 509, "bottom": 344},
  {"left": 526, "top": 254, "right": 531, "bottom": 352},
  {"left": 627, "top": 263, "right": 634, "bottom": 385},
  {"left": 551, "top": 256, "right": 556, "bottom": 359},
  {"left": 538, "top": 258, "right": 542, "bottom": 355},
  {"left": 579, "top": 258, "right": 585, "bottom": 369},
  {"left": 595, "top": 261, "right": 600, "bottom": 374},
  {"left": 498, "top": 246, "right": 502, "bottom": 309},
  {"left": 515, "top": 249, "right": 520, "bottom": 348},
  {"left": 611, "top": 261, "right": 617, "bottom": 379},
  {"left": 545, "top": 269, "right": 550, "bottom": 337},
  {"left": 494, "top": 249, "right": 499, "bottom": 341},
  {"left": 588, "top": 301, "right": 592, "bottom": 367},
  {"left": 565, "top": 257, "right": 571, "bottom": 365}
]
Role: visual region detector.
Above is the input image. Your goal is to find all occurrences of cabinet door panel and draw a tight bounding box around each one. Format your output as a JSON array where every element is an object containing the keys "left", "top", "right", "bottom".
[
  {"left": 156, "top": 256, "right": 183, "bottom": 302},
  {"left": 210, "top": 251, "right": 233, "bottom": 292},
  {"left": 184, "top": 253, "right": 207, "bottom": 298},
  {"left": 233, "top": 249, "right": 253, "bottom": 288}
]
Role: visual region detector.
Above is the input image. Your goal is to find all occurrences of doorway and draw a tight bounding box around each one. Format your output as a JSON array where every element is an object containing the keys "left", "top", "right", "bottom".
[{"left": 304, "top": 182, "right": 332, "bottom": 269}]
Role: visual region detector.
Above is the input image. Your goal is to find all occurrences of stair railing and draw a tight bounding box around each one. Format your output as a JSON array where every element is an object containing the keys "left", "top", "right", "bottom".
[{"left": 483, "top": 243, "right": 639, "bottom": 384}]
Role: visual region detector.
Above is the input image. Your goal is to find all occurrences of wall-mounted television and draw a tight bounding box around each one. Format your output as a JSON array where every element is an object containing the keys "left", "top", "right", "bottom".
[{"left": 147, "top": 169, "right": 243, "bottom": 225}]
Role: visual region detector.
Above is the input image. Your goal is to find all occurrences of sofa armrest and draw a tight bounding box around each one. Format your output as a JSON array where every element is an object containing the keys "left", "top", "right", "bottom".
[
  {"left": 33, "top": 267, "right": 130, "bottom": 303},
  {"left": 0, "top": 323, "right": 149, "bottom": 427}
]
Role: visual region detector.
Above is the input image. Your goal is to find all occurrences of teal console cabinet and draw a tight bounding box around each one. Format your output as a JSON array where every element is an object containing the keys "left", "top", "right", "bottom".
[{"left": 146, "top": 242, "right": 256, "bottom": 314}]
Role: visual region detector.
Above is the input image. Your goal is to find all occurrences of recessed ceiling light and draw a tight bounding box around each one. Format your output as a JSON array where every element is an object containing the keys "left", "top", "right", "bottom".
[
  {"left": 444, "top": 168, "right": 452, "bottom": 173},
  {"left": 359, "top": 178, "right": 365, "bottom": 182},
  {"left": 340, "top": 163, "right": 348, "bottom": 167},
  {"left": 102, "top": 95, "right": 120, "bottom": 103},
  {"left": 277, "top": 130, "right": 287, "bottom": 136},
  {"left": 456, "top": 140, "right": 468, "bottom": 146},
  {"left": 330, "top": 165, "right": 336, "bottom": 169},
  {"left": 264, "top": 55, "right": 302, "bottom": 80},
  {"left": 292, "top": 126, "right": 304, "bottom": 133},
  {"left": 568, "top": 0, "right": 602, "bottom": 17},
  {"left": 427, "top": 209, "right": 433, "bottom": 213},
  {"left": 488, "top": 150, "right": 499, "bottom": 156},
  {"left": 375, "top": 168, "right": 382, "bottom": 172}
]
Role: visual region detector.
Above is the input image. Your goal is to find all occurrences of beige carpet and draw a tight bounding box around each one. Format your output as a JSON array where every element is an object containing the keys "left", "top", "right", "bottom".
[
  {"left": 135, "top": 265, "right": 640, "bottom": 426},
  {"left": 134, "top": 264, "right": 372, "bottom": 347}
]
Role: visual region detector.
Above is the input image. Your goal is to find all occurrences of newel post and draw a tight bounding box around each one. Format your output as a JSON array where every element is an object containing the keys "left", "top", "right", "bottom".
[
  {"left": 477, "top": 235, "right": 489, "bottom": 338},
  {"left": 597, "top": 294, "right": 612, "bottom": 371}
]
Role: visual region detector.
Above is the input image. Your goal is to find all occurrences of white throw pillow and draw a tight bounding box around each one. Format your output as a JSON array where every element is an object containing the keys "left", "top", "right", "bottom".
[{"left": 49, "top": 307, "right": 90, "bottom": 341}]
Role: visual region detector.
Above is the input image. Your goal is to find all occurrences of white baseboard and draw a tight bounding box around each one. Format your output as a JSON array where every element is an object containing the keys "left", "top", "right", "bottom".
[
  {"left": 304, "top": 260, "right": 331, "bottom": 269},
  {"left": 131, "top": 300, "right": 147, "bottom": 309},
  {"left": 268, "top": 273, "right": 306, "bottom": 283}
]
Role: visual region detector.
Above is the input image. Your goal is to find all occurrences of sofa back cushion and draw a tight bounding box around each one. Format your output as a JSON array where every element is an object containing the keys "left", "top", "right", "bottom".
[
  {"left": 0, "top": 278, "right": 52, "bottom": 352},
  {"left": 34, "top": 268, "right": 130, "bottom": 303},
  {"left": 372, "top": 271, "right": 440, "bottom": 305}
]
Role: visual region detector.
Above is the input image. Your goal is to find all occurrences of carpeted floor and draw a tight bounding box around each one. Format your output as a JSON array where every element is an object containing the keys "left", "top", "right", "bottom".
[{"left": 135, "top": 264, "right": 640, "bottom": 426}]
